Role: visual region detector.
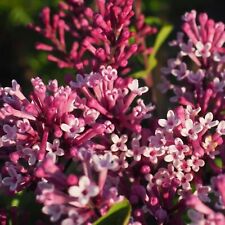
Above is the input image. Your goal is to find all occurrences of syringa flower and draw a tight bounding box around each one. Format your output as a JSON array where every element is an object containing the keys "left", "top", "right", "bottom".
[
  {"left": 68, "top": 176, "right": 99, "bottom": 205},
  {"left": 92, "top": 152, "right": 119, "bottom": 172},
  {"left": 110, "top": 134, "right": 128, "bottom": 152},
  {"left": 181, "top": 119, "right": 203, "bottom": 140},
  {"left": 158, "top": 110, "right": 180, "bottom": 131},
  {"left": 46, "top": 139, "right": 64, "bottom": 163},
  {"left": 2, "top": 164, "right": 22, "bottom": 192}
]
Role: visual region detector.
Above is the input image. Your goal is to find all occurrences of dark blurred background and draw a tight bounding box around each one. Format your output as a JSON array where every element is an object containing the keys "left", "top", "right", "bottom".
[{"left": 1, "top": 0, "right": 225, "bottom": 88}]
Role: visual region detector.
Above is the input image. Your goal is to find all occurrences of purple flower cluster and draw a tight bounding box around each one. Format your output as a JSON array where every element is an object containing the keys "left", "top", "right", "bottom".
[{"left": 1, "top": 2, "right": 225, "bottom": 225}]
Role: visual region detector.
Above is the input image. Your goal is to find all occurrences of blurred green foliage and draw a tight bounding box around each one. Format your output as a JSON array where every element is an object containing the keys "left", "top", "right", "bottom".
[{"left": 0, "top": 0, "right": 59, "bottom": 26}]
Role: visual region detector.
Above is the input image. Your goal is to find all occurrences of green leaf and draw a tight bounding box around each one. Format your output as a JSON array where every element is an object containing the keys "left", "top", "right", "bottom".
[
  {"left": 131, "top": 24, "right": 173, "bottom": 79},
  {"left": 215, "top": 157, "right": 223, "bottom": 168},
  {"left": 9, "top": 6, "right": 31, "bottom": 25},
  {"left": 130, "top": 70, "right": 147, "bottom": 78},
  {"left": 93, "top": 199, "right": 131, "bottom": 225},
  {"left": 145, "top": 16, "right": 163, "bottom": 25},
  {"left": 148, "top": 24, "right": 173, "bottom": 73}
]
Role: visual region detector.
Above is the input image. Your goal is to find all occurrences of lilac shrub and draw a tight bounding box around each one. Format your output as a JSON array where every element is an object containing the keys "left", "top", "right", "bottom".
[{"left": 1, "top": 2, "right": 225, "bottom": 225}]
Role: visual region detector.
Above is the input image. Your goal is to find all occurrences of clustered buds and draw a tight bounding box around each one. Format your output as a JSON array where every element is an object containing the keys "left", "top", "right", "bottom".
[
  {"left": 31, "top": 0, "right": 156, "bottom": 73},
  {"left": 1, "top": 2, "right": 225, "bottom": 225}
]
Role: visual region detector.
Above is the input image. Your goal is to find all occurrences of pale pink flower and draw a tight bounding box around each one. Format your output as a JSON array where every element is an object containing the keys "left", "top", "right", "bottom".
[
  {"left": 132, "top": 99, "right": 154, "bottom": 119},
  {"left": 164, "top": 145, "right": 184, "bottom": 163},
  {"left": 161, "top": 58, "right": 181, "bottom": 75},
  {"left": 42, "top": 204, "right": 64, "bottom": 222},
  {"left": 47, "top": 79, "right": 58, "bottom": 92},
  {"left": 46, "top": 139, "right": 64, "bottom": 163},
  {"left": 174, "top": 138, "right": 190, "bottom": 153},
  {"left": 187, "top": 70, "right": 204, "bottom": 84},
  {"left": 181, "top": 119, "right": 203, "bottom": 140},
  {"left": 174, "top": 160, "right": 191, "bottom": 173},
  {"left": 83, "top": 108, "right": 100, "bottom": 124},
  {"left": 103, "top": 120, "right": 115, "bottom": 134},
  {"left": 176, "top": 172, "right": 193, "bottom": 190},
  {"left": 171, "top": 62, "right": 190, "bottom": 80},
  {"left": 23, "top": 144, "right": 40, "bottom": 166},
  {"left": 154, "top": 168, "right": 172, "bottom": 186},
  {"left": 68, "top": 176, "right": 99, "bottom": 205},
  {"left": 148, "top": 130, "right": 166, "bottom": 148},
  {"left": 2, "top": 124, "right": 17, "bottom": 142},
  {"left": 2, "top": 165, "right": 22, "bottom": 191},
  {"left": 217, "top": 121, "right": 225, "bottom": 135},
  {"left": 182, "top": 10, "right": 196, "bottom": 21},
  {"left": 101, "top": 66, "right": 118, "bottom": 82},
  {"left": 110, "top": 134, "right": 128, "bottom": 152},
  {"left": 184, "top": 105, "right": 201, "bottom": 119},
  {"left": 126, "top": 136, "right": 147, "bottom": 161},
  {"left": 187, "top": 156, "right": 205, "bottom": 172},
  {"left": 196, "top": 185, "right": 211, "bottom": 203},
  {"left": 61, "top": 117, "right": 85, "bottom": 138},
  {"left": 92, "top": 152, "right": 119, "bottom": 171},
  {"left": 199, "top": 112, "right": 219, "bottom": 129},
  {"left": 16, "top": 119, "right": 31, "bottom": 133},
  {"left": 195, "top": 42, "right": 212, "bottom": 58},
  {"left": 61, "top": 209, "right": 84, "bottom": 225},
  {"left": 180, "top": 40, "right": 194, "bottom": 56},
  {"left": 202, "top": 135, "right": 219, "bottom": 159},
  {"left": 158, "top": 110, "right": 180, "bottom": 131},
  {"left": 143, "top": 147, "right": 165, "bottom": 164},
  {"left": 128, "top": 79, "right": 149, "bottom": 95},
  {"left": 86, "top": 72, "right": 102, "bottom": 87},
  {"left": 213, "top": 77, "right": 225, "bottom": 93},
  {"left": 105, "top": 89, "right": 119, "bottom": 102}
]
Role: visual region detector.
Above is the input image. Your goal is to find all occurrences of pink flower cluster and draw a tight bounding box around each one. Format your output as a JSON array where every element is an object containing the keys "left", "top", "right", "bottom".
[
  {"left": 161, "top": 10, "right": 225, "bottom": 117},
  {"left": 1, "top": 3, "right": 225, "bottom": 225},
  {"left": 31, "top": 0, "right": 156, "bottom": 73}
]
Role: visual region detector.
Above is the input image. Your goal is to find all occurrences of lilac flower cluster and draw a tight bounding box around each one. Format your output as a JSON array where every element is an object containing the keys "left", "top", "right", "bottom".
[
  {"left": 0, "top": 66, "right": 154, "bottom": 224},
  {"left": 32, "top": 0, "right": 156, "bottom": 73},
  {"left": 1, "top": 2, "right": 225, "bottom": 225},
  {"left": 161, "top": 10, "right": 225, "bottom": 117}
]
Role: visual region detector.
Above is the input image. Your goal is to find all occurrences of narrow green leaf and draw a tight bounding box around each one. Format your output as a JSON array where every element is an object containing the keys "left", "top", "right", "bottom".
[
  {"left": 93, "top": 199, "right": 131, "bottom": 225},
  {"left": 148, "top": 24, "right": 173, "bottom": 73},
  {"left": 148, "top": 57, "right": 158, "bottom": 73}
]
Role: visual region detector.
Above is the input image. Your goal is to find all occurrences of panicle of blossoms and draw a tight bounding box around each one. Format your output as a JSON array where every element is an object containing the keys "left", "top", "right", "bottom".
[
  {"left": 160, "top": 10, "right": 225, "bottom": 118},
  {"left": 31, "top": 0, "right": 156, "bottom": 73},
  {"left": 0, "top": 65, "right": 156, "bottom": 224},
  {"left": 35, "top": 158, "right": 125, "bottom": 225},
  {"left": 0, "top": 78, "right": 78, "bottom": 192},
  {"left": 136, "top": 106, "right": 225, "bottom": 224}
]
